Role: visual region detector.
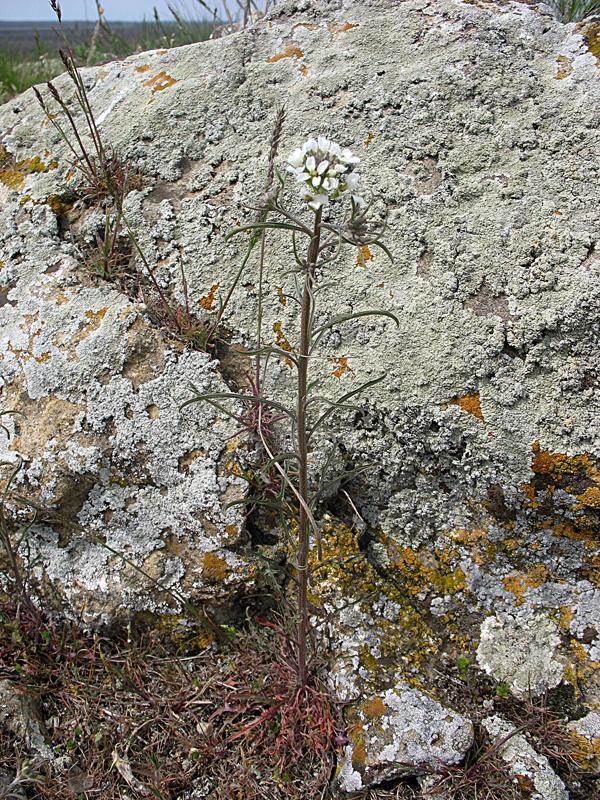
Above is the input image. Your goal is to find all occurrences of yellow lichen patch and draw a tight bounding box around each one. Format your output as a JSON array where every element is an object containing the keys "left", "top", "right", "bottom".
[
  {"left": 502, "top": 564, "right": 549, "bottom": 606},
  {"left": 330, "top": 356, "right": 352, "bottom": 379},
  {"left": 393, "top": 546, "right": 466, "bottom": 597},
  {"left": 0, "top": 155, "right": 49, "bottom": 191},
  {"left": 356, "top": 244, "right": 372, "bottom": 268},
  {"left": 299, "top": 64, "right": 309, "bottom": 77},
  {"left": 308, "top": 521, "right": 452, "bottom": 686},
  {"left": 583, "top": 23, "right": 600, "bottom": 66},
  {"left": 266, "top": 45, "right": 304, "bottom": 63},
  {"left": 571, "top": 731, "right": 600, "bottom": 769},
  {"left": 202, "top": 552, "right": 230, "bottom": 581},
  {"left": 362, "top": 696, "right": 386, "bottom": 719},
  {"left": 135, "top": 64, "right": 151, "bottom": 73},
  {"left": 578, "top": 486, "right": 600, "bottom": 509},
  {"left": 47, "top": 195, "right": 73, "bottom": 216},
  {"left": 84, "top": 308, "right": 108, "bottom": 332},
  {"left": 559, "top": 605, "right": 574, "bottom": 630},
  {"left": 555, "top": 55, "right": 573, "bottom": 79},
  {"left": 449, "top": 392, "right": 484, "bottom": 421},
  {"left": 0, "top": 144, "right": 11, "bottom": 163},
  {"left": 351, "top": 740, "right": 367, "bottom": 767},
  {"left": 364, "top": 132, "right": 375, "bottom": 147},
  {"left": 199, "top": 283, "right": 219, "bottom": 311},
  {"left": 582, "top": 553, "right": 600, "bottom": 587},
  {"left": 276, "top": 286, "right": 286, "bottom": 306},
  {"left": 144, "top": 71, "right": 177, "bottom": 93}
]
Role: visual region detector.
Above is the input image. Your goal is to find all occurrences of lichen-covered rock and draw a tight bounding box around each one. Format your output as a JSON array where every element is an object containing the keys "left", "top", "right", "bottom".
[
  {"left": 568, "top": 711, "right": 600, "bottom": 772},
  {"left": 335, "top": 686, "right": 473, "bottom": 793},
  {"left": 1, "top": 0, "right": 600, "bottom": 747},
  {"left": 476, "top": 612, "right": 564, "bottom": 696},
  {"left": 0, "top": 680, "right": 53, "bottom": 763},
  {"left": 482, "top": 715, "right": 569, "bottom": 800},
  {"left": 0, "top": 204, "right": 251, "bottom": 622}
]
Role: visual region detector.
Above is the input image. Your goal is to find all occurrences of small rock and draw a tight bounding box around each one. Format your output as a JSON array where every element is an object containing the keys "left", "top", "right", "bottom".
[
  {"left": 0, "top": 680, "right": 53, "bottom": 762},
  {"left": 476, "top": 612, "right": 564, "bottom": 697},
  {"left": 482, "top": 715, "right": 569, "bottom": 800}
]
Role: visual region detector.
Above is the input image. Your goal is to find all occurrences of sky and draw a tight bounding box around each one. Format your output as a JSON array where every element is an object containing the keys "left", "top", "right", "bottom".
[{"left": 0, "top": 0, "right": 224, "bottom": 21}]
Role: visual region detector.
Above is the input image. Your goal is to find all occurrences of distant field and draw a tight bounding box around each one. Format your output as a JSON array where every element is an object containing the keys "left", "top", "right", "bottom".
[{"left": 0, "top": 18, "right": 214, "bottom": 103}]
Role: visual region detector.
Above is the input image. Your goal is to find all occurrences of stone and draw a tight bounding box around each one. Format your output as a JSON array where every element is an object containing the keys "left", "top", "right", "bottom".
[
  {"left": 0, "top": 229, "right": 253, "bottom": 622},
  {"left": 335, "top": 685, "right": 473, "bottom": 793},
  {"left": 476, "top": 612, "right": 565, "bottom": 697},
  {"left": 568, "top": 711, "right": 600, "bottom": 771},
  {"left": 482, "top": 715, "right": 569, "bottom": 800},
  {"left": 0, "top": 680, "right": 53, "bottom": 763},
  {"left": 1, "top": 0, "right": 600, "bottom": 782}
]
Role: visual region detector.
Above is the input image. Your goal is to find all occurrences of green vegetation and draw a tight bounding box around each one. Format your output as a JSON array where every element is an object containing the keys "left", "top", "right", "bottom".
[
  {"left": 548, "top": 0, "right": 600, "bottom": 22},
  {"left": 0, "top": 0, "right": 243, "bottom": 104}
]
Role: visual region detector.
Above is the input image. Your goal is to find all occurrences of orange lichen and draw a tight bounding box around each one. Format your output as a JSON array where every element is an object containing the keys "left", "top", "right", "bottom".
[
  {"left": 202, "top": 552, "right": 230, "bottom": 581},
  {"left": 362, "top": 697, "right": 386, "bottom": 719},
  {"left": 328, "top": 21, "right": 358, "bottom": 39},
  {"left": 448, "top": 392, "right": 484, "bottom": 421},
  {"left": 364, "top": 132, "right": 375, "bottom": 147},
  {"left": 583, "top": 23, "right": 600, "bottom": 66},
  {"left": 84, "top": 308, "right": 108, "bottom": 331},
  {"left": 299, "top": 64, "right": 309, "bottom": 77},
  {"left": 356, "top": 244, "right": 372, "bottom": 268},
  {"left": 276, "top": 286, "right": 286, "bottom": 306},
  {"left": 555, "top": 56, "right": 573, "bottom": 80},
  {"left": 266, "top": 45, "right": 304, "bottom": 63},
  {"left": 502, "top": 564, "right": 549, "bottom": 606},
  {"left": 135, "top": 64, "right": 151, "bottom": 73},
  {"left": 199, "top": 283, "right": 219, "bottom": 311},
  {"left": 273, "top": 321, "right": 293, "bottom": 366},
  {"left": 578, "top": 486, "right": 600, "bottom": 509},
  {"left": 0, "top": 155, "right": 49, "bottom": 191},
  {"left": 330, "top": 356, "right": 352, "bottom": 379},
  {"left": 144, "top": 71, "right": 177, "bottom": 93}
]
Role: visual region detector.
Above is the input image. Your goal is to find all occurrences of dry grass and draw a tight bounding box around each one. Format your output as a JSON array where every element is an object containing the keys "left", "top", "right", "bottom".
[{"left": 0, "top": 597, "right": 341, "bottom": 800}]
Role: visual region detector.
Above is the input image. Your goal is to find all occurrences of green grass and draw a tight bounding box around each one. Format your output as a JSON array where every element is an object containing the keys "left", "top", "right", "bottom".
[
  {"left": 548, "top": 0, "right": 600, "bottom": 22},
  {"left": 0, "top": 4, "right": 217, "bottom": 105},
  {"left": 0, "top": 51, "right": 59, "bottom": 105}
]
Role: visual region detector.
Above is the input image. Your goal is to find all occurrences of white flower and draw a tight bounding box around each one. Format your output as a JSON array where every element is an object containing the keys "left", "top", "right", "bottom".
[
  {"left": 307, "top": 193, "right": 330, "bottom": 210},
  {"left": 346, "top": 172, "right": 360, "bottom": 191},
  {"left": 286, "top": 135, "right": 363, "bottom": 209}
]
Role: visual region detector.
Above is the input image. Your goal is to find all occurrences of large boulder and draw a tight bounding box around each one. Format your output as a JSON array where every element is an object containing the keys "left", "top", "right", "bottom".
[{"left": 2, "top": 0, "right": 600, "bottom": 788}]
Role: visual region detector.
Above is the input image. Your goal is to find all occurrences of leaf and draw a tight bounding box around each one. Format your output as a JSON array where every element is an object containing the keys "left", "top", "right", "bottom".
[
  {"left": 111, "top": 749, "right": 150, "bottom": 795},
  {"left": 224, "top": 221, "right": 307, "bottom": 241},
  {"left": 312, "top": 308, "right": 400, "bottom": 339}
]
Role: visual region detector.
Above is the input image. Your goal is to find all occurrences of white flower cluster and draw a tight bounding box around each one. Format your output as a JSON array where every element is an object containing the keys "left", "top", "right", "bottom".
[{"left": 287, "top": 136, "right": 363, "bottom": 210}]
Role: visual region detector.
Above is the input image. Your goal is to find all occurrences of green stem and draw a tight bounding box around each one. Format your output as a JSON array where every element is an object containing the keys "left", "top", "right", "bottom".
[{"left": 296, "top": 207, "right": 322, "bottom": 687}]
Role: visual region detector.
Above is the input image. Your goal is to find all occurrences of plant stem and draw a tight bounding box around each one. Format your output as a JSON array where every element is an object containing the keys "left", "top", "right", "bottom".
[{"left": 296, "top": 207, "right": 322, "bottom": 687}]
